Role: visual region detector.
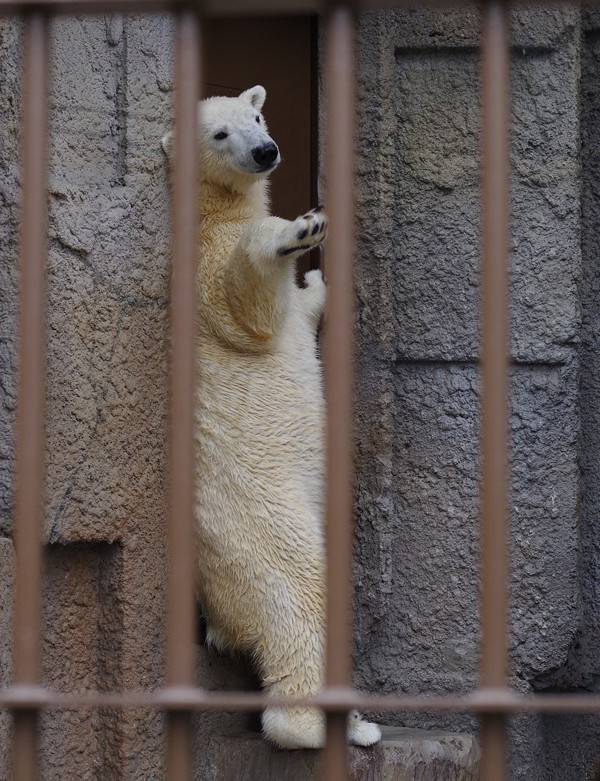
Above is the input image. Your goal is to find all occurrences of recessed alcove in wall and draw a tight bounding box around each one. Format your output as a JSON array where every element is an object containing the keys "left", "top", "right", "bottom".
[{"left": 40, "top": 542, "right": 123, "bottom": 778}]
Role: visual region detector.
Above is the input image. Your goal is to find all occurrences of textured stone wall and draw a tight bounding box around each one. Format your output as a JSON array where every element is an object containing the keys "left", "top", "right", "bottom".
[
  {"left": 542, "top": 7, "right": 600, "bottom": 779},
  {"left": 1, "top": 16, "right": 176, "bottom": 778},
  {"left": 352, "top": 7, "right": 600, "bottom": 780}
]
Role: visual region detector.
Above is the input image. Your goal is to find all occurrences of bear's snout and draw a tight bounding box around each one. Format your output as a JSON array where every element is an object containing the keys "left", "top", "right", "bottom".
[{"left": 252, "top": 142, "right": 279, "bottom": 169}]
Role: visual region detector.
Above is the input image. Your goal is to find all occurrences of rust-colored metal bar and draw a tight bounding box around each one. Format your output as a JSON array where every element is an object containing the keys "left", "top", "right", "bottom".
[
  {"left": 0, "top": 0, "right": 322, "bottom": 14},
  {"left": 323, "top": 6, "right": 355, "bottom": 780},
  {"left": 166, "top": 9, "right": 200, "bottom": 781},
  {"left": 12, "top": 11, "right": 49, "bottom": 781},
  {"left": 0, "top": 0, "right": 586, "bottom": 18},
  {"left": 479, "top": 2, "right": 510, "bottom": 780},
  {"left": 6, "top": 687, "right": 600, "bottom": 714}
]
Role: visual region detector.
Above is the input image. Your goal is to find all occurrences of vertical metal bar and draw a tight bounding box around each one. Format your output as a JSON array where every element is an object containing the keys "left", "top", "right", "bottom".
[
  {"left": 12, "top": 12, "right": 48, "bottom": 781},
  {"left": 323, "top": 6, "right": 355, "bottom": 780},
  {"left": 480, "top": 2, "right": 510, "bottom": 780},
  {"left": 166, "top": 10, "right": 200, "bottom": 781}
]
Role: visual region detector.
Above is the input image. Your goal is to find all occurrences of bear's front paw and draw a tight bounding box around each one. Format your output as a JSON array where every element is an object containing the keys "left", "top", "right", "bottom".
[{"left": 277, "top": 207, "right": 328, "bottom": 258}]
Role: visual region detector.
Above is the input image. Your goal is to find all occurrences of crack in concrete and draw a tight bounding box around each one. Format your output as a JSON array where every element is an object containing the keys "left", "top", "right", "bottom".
[
  {"left": 110, "top": 16, "right": 128, "bottom": 188},
  {"left": 51, "top": 237, "right": 168, "bottom": 311}
]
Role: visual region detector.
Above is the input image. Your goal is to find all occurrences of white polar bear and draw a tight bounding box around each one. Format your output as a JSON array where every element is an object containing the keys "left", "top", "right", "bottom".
[{"left": 163, "top": 85, "right": 380, "bottom": 750}]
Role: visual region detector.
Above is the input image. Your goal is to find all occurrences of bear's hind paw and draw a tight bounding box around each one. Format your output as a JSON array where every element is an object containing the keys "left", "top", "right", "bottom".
[{"left": 347, "top": 710, "right": 382, "bottom": 747}]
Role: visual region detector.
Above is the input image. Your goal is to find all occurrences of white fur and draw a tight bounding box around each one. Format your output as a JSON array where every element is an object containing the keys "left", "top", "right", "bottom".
[{"left": 163, "top": 85, "right": 380, "bottom": 750}]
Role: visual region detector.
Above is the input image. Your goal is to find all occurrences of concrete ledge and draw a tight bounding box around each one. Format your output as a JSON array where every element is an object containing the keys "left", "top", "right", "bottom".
[
  {"left": 351, "top": 726, "right": 480, "bottom": 781},
  {"left": 197, "top": 725, "right": 480, "bottom": 780}
]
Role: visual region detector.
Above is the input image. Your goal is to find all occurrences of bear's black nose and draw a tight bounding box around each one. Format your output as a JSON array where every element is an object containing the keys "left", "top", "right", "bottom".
[{"left": 252, "top": 142, "right": 279, "bottom": 168}]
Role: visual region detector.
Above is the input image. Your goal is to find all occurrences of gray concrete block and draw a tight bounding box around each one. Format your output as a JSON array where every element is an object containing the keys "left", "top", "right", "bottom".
[
  {"left": 40, "top": 543, "right": 124, "bottom": 779},
  {"left": 361, "top": 6, "right": 578, "bottom": 50},
  {"left": 0, "top": 20, "right": 21, "bottom": 536},
  {"left": 528, "top": 12, "right": 600, "bottom": 780},
  {"left": 356, "top": 9, "right": 581, "bottom": 364},
  {"left": 354, "top": 361, "right": 579, "bottom": 702},
  {"left": 350, "top": 726, "right": 480, "bottom": 781},
  {"left": 194, "top": 726, "right": 479, "bottom": 781},
  {"left": 40, "top": 17, "right": 173, "bottom": 779},
  {"left": 354, "top": 9, "right": 585, "bottom": 778}
]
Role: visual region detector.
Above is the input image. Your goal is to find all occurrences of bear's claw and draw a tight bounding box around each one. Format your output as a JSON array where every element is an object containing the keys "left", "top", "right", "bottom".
[{"left": 278, "top": 208, "right": 328, "bottom": 258}]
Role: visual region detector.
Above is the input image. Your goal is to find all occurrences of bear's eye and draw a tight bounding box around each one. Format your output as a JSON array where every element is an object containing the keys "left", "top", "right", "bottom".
[
  {"left": 214, "top": 131, "right": 228, "bottom": 140},
  {"left": 255, "top": 115, "right": 260, "bottom": 123}
]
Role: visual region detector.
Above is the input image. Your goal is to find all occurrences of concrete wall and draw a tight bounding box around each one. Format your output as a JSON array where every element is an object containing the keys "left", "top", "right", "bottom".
[
  {"left": 353, "top": 6, "right": 600, "bottom": 780},
  {"left": 0, "top": 6, "right": 599, "bottom": 780},
  {"left": 1, "top": 16, "right": 175, "bottom": 778}
]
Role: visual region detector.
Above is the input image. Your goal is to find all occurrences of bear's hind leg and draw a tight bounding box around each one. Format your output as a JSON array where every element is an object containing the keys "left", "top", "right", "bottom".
[
  {"left": 256, "top": 589, "right": 326, "bottom": 749},
  {"left": 255, "top": 577, "right": 380, "bottom": 749}
]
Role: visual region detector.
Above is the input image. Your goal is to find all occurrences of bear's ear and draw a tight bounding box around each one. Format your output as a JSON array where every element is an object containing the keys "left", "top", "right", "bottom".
[{"left": 240, "top": 85, "right": 266, "bottom": 111}]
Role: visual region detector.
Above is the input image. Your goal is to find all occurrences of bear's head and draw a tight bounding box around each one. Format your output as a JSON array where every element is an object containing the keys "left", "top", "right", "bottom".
[{"left": 162, "top": 85, "right": 280, "bottom": 192}]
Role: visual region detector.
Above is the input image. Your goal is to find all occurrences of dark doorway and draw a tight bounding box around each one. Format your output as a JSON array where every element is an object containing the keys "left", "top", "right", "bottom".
[{"left": 203, "top": 16, "right": 319, "bottom": 276}]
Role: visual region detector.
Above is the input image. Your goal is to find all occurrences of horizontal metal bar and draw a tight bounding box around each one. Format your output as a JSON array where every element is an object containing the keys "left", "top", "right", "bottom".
[
  {"left": 4, "top": 686, "right": 600, "bottom": 714},
  {"left": 0, "top": 0, "right": 317, "bottom": 15},
  {"left": 0, "top": 0, "right": 586, "bottom": 18}
]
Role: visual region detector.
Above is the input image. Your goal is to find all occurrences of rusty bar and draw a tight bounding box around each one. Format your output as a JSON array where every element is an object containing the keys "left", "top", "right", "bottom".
[
  {"left": 0, "top": 0, "right": 322, "bottom": 14},
  {"left": 12, "top": 11, "right": 49, "bottom": 781},
  {"left": 166, "top": 9, "right": 200, "bottom": 781},
  {"left": 0, "top": 0, "right": 587, "bottom": 18},
  {"left": 323, "top": 6, "right": 355, "bottom": 780},
  {"left": 323, "top": 714, "right": 348, "bottom": 781},
  {"left": 479, "top": 2, "right": 510, "bottom": 780},
  {"left": 6, "top": 687, "right": 600, "bottom": 713}
]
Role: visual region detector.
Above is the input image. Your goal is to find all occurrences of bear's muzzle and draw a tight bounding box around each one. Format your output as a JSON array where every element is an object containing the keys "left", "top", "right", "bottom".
[{"left": 252, "top": 142, "right": 279, "bottom": 170}]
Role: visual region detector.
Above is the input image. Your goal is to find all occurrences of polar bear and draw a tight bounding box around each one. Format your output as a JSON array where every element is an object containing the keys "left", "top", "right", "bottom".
[{"left": 162, "top": 85, "right": 380, "bottom": 750}]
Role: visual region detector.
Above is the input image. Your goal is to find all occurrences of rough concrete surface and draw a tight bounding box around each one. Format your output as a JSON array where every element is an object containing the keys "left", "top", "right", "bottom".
[
  {"left": 0, "top": 20, "right": 21, "bottom": 537},
  {"left": 194, "top": 725, "right": 479, "bottom": 781},
  {"left": 43, "top": 16, "right": 174, "bottom": 779},
  {"left": 353, "top": 6, "right": 599, "bottom": 781},
  {"left": 1, "top": 6, "right": 599, "bottom": 780},
  {"left": 1, "top": 15, "right": 174, "bottom": 779}
]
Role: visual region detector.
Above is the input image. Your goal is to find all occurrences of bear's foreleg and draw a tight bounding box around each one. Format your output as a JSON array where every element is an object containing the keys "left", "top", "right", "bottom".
[
  {"left": 299, "top": 269, "right": 326, "bottom": 332},
  {"left": 224, "top": 209, "right": 327, "bottom": 344}
]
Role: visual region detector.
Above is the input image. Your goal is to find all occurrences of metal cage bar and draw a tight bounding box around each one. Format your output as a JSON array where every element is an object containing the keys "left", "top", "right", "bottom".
[
  {"left": 12, "top": 12, "right": 49, "bottom": 781},
  {"left": 0, "top": 0, "right": 584, "bottom": 17},
  {"left": 7, "top": 686, "right": 600, "bottom": 713},
  {"left": 479, "top": 2, "right": 511, "bottom": 780},
  {"left": 322, "top": 7, "right": 356, "bottom": 779},
  {"left": 166, "top": 10, "right": 201, "bottom": 781}
]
